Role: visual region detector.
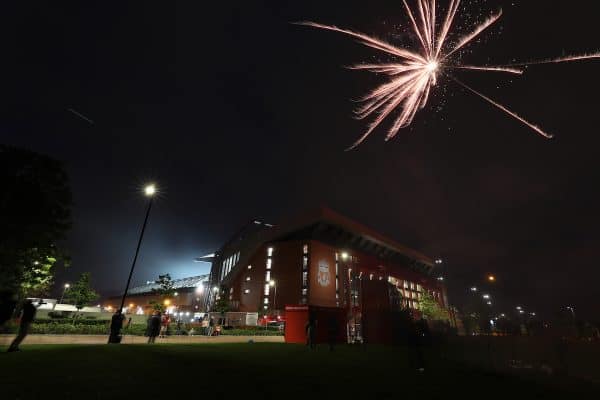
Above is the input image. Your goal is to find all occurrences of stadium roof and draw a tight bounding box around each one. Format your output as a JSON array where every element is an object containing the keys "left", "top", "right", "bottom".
[{"left": 128, "top": 274, "right": 209, "bottom": 295}]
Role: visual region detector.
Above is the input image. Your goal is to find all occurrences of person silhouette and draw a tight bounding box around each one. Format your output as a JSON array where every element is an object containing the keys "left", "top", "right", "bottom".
[
  {"left": 108, "top": 310, "right": 125, "bottom": 344},
  {"left": 7, "top": 299, "right": 40, "bottom": 352}
]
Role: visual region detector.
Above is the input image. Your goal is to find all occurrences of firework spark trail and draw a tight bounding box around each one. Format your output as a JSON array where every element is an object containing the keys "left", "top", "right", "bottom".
[
  {"left": 298, "top": 0, "right": 600, "bottom": 148},
  {"left": 451, "top": 77, "right": 552, "bottom": 139},
  {"left": 447, "top": 65, "right": 524, "bottom": 75}
]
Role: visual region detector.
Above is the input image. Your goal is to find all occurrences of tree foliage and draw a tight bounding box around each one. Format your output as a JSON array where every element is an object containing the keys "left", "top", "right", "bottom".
[
  {"left": 0, "top": 145, "right": 72, "bottom": 297},
  {"left": 213, "top": 285, "right": 230, "bottom": 314},
  {"left": 419, "top": 290, "right": 449, "bottom": 321},
  {"left": 64, "top": 273, "right": 99, "bottom": 311},
  {"left": 150, "top": 274, "right": 175, "bottom": 312}
]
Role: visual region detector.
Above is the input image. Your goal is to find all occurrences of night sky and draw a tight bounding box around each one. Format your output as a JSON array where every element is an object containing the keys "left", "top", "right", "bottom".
[{"left": 2, "top": 1, "right": 599, "bottom": 320}]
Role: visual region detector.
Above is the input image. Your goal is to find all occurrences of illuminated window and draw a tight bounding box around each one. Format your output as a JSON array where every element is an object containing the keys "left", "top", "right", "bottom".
[
  {"left": 303, "top": 256, "right": 308, "bottom": 268},
  {"left": 303, "top": 244, "right": 308, "bottom": 254},
  {"left": 265, "top": 271, "right": 271, "bottom": 282},
  {"left": 404, "top": 281, "right": 409, "bottom": 289},
  {"left": 417, "top": 284, "right": 422, "bottom": 292},
  {"left": 264, "top": 297, "right": 269, "bottom": 304},
  {"left": 247, "top": 265, "right": 252, "bottom": 270},
  {"left": 302, "top": 271, "right": 308, "bottom": 286},
  {"left": 266, "top": 259, "right": 272, "bottom": 270},
  {"left": 264, "top": 284, "right": 270, "bottom": 296},
  {"left": 267, "top": 247, "right": 274, "bottom": 257},
  {"left": 246, "top": 276, "right": 251, "bottom": 281},
  {"left": 230, "top": 288, "right": 234, "bottom": 294},
  {"left": 302, "top": 288, "right": 308, "bottom": 295},
  {"left": 263, "top": 305, "right": 268, "bottom": 310},
  {"left": 369, "top": 273, "right": 374, "bottom": 281}
]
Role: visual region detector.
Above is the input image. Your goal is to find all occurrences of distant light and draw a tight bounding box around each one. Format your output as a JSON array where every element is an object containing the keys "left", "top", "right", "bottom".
[
  {"left": 33, "top": 261, "right": 39, "bottom": 265},
  {"left": 519, "top": 310, "right": 525, "bottom": 314},
  {"left": 437, "top": 276, "right": 444, "bottom": 281},
  {"left": 185, "top": 312, "right": 190, "bottom": 316},
  {"left": 164, "top": 299, "right": 171, "bottom": 306},
  {"left": 195, "top": 286, "right": 203, "bottom": 294},
  {"left": 64, "top": 283, "right": 70, "bottom": 288},
  {"left": 174, "top": 292, "right": 179, "bottom": 297},
  {"left": 500, "top": 313, "right": 506, "bottom": 317},
  {"left": 341, "top": 252, "right": 349, "bottom": 260},
  {"left": 129, "top": 303, "right": 134, "bottom": 308},
  {"left": 530, "top": 312, "right": 536, "bottom": 316},
  {"left": 516, "top": 306, "right": 522, "bottom": 310},
  {"left": 269, "top": 280, "right": 275, "bottom": 287},
  {"left": 144, "top": 184, "right": 156, "bottom": 197},
  {"left": 482, "top": 294, "right": 490, "bottom": 299},
  {"left": 487, "top": 301, "right": 492, "bottom": 305},
  {"left": 435, "top": 259, "right": 443, "bottom": 264},
  {"left": 213, "top": 286, "right": 219, "bottom": 292},
  {"left": 470, "top": 287, "right": 478, "bottom": 292}
]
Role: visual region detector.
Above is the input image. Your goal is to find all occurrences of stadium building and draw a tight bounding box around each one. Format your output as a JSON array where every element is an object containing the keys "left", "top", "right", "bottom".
[{"left": 206, "top": 207, "right": 448, "bottom": 343}]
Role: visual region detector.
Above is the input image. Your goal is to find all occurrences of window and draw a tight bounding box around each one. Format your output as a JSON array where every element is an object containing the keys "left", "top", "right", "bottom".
[
  {"left": 264, "top": 284, "right": 270, "bottom": 296},
  {"left": 303, "top": 256, "right": 308, "bottom": 268},
  {"left": 247, "top": 265, "right": 252, "bottom": 270},
  {"left": 302, "top": 271, "right": 308, "bottom": 286},
  {"left": 267, "top": 247, "right": 274, "bottom": 257},
  {"left": 244, "top": 289, "right": 250, "bottom": 294},
  {"left": 266, "top": 259, "right": 272, "bottom": 270},
  {"left": 302, "top": 288, "right": 308, "bottom": 295},
  {"left": 303, "top": 244, "right": 308, "bottom": 254},
  {"left": 265, "top": 270, "right": 271, "bottom": 282},
  {"left": 246, "top": 276, "right": 251, "bottom": 281},
  {"left": 369, "top": 273, "right": 374, "bottom": 281},
  {"left": 264, "top": 297, "right": 269, "bottom": 305}
]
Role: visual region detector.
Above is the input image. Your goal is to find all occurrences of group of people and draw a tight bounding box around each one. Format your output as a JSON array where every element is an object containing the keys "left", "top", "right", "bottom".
[{"left": 145, "top": 311, "right": 171, "bottom": 343}]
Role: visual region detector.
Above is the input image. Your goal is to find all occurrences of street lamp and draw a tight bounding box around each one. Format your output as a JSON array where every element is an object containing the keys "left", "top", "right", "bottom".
[
  {"left": 59, "top": 283, "right": 70, "bottom": 304},
  {"left": 487, "top": 275, "right": 496, "bottom": 282},
  {"left": 113, "top": 183, "right": 157, "bottom": 342},
  {"left": 269, "top": 280, "right": 277, "bottom": 311}
]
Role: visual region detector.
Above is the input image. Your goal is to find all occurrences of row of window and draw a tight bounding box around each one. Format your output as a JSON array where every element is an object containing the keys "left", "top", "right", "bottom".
[{"left": 220, "top": 251, "right": 240, "bottom": 281}]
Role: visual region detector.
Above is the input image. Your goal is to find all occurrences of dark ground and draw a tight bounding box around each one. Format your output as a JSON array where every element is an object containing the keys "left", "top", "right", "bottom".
[{"left": 0, "top": 343, "right": 597, "bottom": 399}]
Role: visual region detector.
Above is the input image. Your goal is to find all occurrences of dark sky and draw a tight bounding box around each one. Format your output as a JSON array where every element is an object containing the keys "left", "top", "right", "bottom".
[{"left": 2, "top": 1, "right": 599, "bottom": 320}]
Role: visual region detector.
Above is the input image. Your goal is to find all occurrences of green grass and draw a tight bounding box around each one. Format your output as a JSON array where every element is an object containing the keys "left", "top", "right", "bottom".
[{"left": 0, "top": 343, "right": 596, "bottom": 399}]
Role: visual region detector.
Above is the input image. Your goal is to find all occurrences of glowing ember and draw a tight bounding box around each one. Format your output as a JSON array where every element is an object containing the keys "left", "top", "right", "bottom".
[{"left": 297, "top": 0, "right": 600, "bottom": 149}]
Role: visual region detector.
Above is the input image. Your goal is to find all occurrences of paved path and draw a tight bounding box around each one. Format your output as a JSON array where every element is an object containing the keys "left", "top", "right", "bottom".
[{"left": 0, "top": 334, "right": 284, "bottom": 345}]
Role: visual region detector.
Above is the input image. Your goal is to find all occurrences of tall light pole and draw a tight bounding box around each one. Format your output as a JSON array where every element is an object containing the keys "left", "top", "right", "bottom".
[
  {"left": 269, "top": 280, "right": 277, "bottom": 312},
  {"left": 59, "top": 283, "right": 70, "bottom": 304},
  {"left": 118, "top": 184, "right": 157, "bottom": 315}
]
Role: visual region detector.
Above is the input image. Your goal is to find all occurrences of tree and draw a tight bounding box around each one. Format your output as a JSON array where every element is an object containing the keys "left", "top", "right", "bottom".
[
  {"left": 64, "top": 273, "right": 99, "bottom": 319},
  {"left": 420, "top": 290, "right": 450, "bottom": 321},
  {"left": 0, "top": 145, "right": 72, "bottom": 298},
  {"left": 213, "top": 285, "right": 230, "bottom": 314},
  {"left": 150, "top": 274, "right": 175, "bottom": 312}
]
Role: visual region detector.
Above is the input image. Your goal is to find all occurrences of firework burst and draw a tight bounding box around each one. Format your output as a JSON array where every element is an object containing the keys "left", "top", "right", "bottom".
[{"left": 297, "top": 0, "right": 600, "bottom": 149}]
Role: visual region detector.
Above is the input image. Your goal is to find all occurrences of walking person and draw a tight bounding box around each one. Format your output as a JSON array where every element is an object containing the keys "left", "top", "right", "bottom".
[
  {"left": 207, "top": 316, "right": 215, "bottom": 336},
  {"left": 108, "top": 310, "right": 125, "bottom": 344},
  {"left": 327, "top": 316, "right": 338, "bottom": 352},
  {"left": 160, "top": 313, "right": 170, "bottom": 338},
  {"left": 148, "top": 311, "right": 161, "bottom": 343},
  {"left": 7, "top": 299, "right": 41, "bottom": 352},
  {"left": 305, "top": 313, "right": 317, "bottom": 350}
]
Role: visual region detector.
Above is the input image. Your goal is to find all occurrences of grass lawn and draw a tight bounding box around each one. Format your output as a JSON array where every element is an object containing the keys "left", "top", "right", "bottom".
[{"left": 0, "top": 343, "right": 597, "bottom": 399}]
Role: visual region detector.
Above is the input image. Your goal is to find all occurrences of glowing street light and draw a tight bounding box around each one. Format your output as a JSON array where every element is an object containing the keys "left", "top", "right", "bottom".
[
  {"left": 144, "top": 184, "right": 156, "bottom": 197},
  {"left": 59, "top": 283, "right": 70, "bottom": 304},
  {"left": 487, "top": 275, "right": 496, "bottom": 282}
]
